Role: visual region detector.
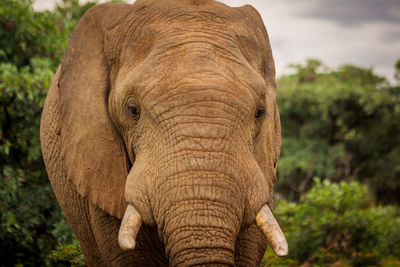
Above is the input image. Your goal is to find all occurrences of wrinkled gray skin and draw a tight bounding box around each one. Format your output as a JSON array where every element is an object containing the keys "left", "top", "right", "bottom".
[{"left": 40, "top": 0, "right": 282, "bottom": 266}]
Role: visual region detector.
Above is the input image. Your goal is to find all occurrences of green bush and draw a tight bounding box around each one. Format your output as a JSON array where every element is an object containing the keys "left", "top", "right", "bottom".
[
  {"left": 264, "top": 179, "right": 400, "bottom": 266},
  {"left": 47, "top": 243, "right": 85, "bottom": 267}
]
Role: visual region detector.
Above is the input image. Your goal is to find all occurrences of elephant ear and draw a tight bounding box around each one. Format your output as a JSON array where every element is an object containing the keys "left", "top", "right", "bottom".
[
  {"left": 237, "top": 5, "right": 281, "bottom": 205},
  {"left": 59, "top": 3, "right": 133, "bottom": 219}
]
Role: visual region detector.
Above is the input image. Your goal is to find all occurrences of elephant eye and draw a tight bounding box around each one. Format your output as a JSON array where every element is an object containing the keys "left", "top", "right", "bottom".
[
  {"left": 255, "top": 108, "right": 266, "bottom": 119},
  {"left": 127, "top": 105, "right": 140, "bottom": 117}
]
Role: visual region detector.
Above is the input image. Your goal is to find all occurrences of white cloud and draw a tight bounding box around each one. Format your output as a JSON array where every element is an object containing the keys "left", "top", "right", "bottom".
[{"left": 220, "top": 0, "right": 399, "bottom": 82}]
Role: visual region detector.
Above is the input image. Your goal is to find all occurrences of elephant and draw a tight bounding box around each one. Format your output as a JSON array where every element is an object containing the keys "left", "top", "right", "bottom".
[{"left": 40, "top": 0, "right": 288, "bottom": 266}]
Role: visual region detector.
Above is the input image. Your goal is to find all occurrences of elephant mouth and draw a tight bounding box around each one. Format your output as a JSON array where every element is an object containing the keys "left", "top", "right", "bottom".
[{"left": 118, "top": 203, "right": 288, "bottom": 257}]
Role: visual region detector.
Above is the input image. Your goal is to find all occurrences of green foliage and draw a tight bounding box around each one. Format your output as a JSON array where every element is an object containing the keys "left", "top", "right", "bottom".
[
  {"left": 277, "top": 59, "right": 400, "bottom": 203},
  {"left": 265, "top": 179, "right": 400, "bottom": 266},
  {"left": 0, "top": 0, "right": 95, "bottom": 265},
  {"left": 47, "top": 243, "right": 85, "bottom": 267},
  {"left": 1, "top": 0, "right": 62, "bottom": 68}
]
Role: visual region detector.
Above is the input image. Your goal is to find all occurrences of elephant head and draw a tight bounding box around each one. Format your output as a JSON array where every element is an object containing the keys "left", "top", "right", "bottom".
[{"left": 58, "top": 0, "right": 287, "bottom": 265}]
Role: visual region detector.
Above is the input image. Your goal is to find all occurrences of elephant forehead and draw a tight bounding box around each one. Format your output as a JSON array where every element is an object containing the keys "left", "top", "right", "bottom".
[
  {"left": 110, "top": 0, "right": 270, "bottom": 117},
  {"left": 148, "top": 9, "right": 263, "bottom": 70},
  {"left": 110, "top": 0, "right": 264, "bottom": 73}
]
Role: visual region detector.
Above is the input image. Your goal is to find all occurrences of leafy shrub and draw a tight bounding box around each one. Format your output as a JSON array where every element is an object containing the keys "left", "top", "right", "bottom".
[
  {"left": 264, "top": 179, "right": 400, "bottom": 266},
  {"left": 47, "top": 243, "right": 85, "bottom": 267}
]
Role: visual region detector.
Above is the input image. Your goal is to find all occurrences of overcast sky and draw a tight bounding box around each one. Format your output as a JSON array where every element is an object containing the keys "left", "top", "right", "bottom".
[{"left": 34, "top": 0, "right": 400, "bottom": 83}]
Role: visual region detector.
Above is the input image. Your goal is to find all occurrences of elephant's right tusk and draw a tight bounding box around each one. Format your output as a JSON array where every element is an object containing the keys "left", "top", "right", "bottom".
[
  {"left": 118, "top": 204, "right": 142, "bottom": 251},
  {"left": 256, "top": 204, "right": 288, "bottom": 257}
]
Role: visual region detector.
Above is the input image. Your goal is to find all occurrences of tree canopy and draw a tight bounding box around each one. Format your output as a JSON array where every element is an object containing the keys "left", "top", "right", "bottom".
[{"left": 277, "top": 59, "right": 400, "bottom": 204}]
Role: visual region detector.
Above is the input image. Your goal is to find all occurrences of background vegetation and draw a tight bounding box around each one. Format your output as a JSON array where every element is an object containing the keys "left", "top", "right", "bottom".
[
  {"left": 0, "top": 0, "right": 399, "bottom": 266},
  {"left": 0, "top": 0, "right": 93, "bottom": 265}
]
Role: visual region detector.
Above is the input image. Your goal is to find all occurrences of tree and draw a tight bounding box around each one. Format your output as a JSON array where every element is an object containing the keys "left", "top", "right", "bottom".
[
  {"left": 276, "top": 59, "right": 400, "bottom": 204},
  {"left": 0, "top": 0, "right": 94, "bottom": 265}
]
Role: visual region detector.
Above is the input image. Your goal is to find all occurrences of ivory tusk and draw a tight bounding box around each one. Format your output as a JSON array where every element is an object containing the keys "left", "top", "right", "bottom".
[
  {"left": 256, "top": 204, "right": 288, "bottom": 257},
  {"left": 118, "top": 204, "right": 142, "bottom": 251}
]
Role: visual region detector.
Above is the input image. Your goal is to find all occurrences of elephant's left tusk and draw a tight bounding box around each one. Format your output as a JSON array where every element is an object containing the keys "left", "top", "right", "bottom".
[
  {"left": 118, "top": 204, "right": 142, "bottom": 250},
  {"left": 256, "top": 204, "right": 288, "bottom": 257}
]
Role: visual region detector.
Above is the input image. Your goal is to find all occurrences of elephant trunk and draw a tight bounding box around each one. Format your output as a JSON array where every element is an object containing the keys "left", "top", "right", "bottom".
[
  {"left": 155, "top": 153, "right": 244, "bottom": 266},
  {"left": 163, "top": 198, "right": 238, "bottom": 266}
]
